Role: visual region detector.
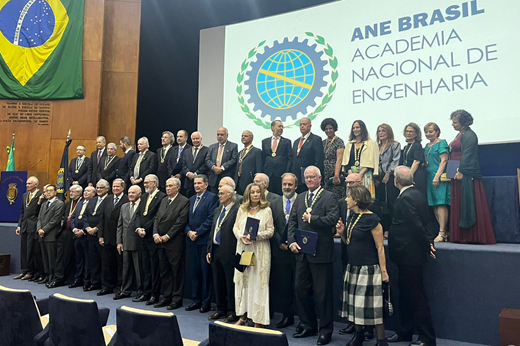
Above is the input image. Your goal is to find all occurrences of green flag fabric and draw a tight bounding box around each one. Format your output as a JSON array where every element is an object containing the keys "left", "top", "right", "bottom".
[
  {"left": 6, "top": 136, "right": 14, "bottom": 171},
  {"left": 0, "top": 0, "right": 84, "bottom": 99}
]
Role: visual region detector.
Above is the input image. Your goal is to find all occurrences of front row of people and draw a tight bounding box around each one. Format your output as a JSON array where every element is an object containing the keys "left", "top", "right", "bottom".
[{"left": 15, "top": 165, "right": 436, "bottom": 346}]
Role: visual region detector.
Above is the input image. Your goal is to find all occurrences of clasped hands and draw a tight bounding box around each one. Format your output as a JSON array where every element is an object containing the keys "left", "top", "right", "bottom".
[
  {"left": 240, "top": 234, "right": 252, "bottom": 246},
  {"left": 188, "top": 230, "right": 198, "bottom": 241},
  {"left": 153, "top": 234, "right": 169, "bottom": 244}
]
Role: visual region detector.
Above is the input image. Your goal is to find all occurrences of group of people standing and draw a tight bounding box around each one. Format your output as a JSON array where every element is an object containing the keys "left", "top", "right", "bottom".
[{"left": 13, "top": 109, "right": 495, "bottom": 346}]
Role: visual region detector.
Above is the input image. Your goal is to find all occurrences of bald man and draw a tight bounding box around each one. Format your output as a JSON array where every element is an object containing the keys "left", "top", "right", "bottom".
[
  {"left": 205, "top": 127, "right": 238, "bottom": 193},
  {"left": 234, "top": 130, "right": 262, "bottom": 195}
]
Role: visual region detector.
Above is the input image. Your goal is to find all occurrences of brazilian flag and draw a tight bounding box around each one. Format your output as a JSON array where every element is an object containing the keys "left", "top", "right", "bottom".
[{"left": 0, "top": 0, "right": 84, "bottom": 99}]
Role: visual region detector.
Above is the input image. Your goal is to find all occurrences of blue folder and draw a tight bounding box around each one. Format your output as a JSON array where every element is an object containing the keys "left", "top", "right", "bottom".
[
  {"left": 295, "top": 229, "right": 318, "bottom": 256},
  {"left": 244, "top": 217, "right": 260, "bottom": 241},
  {"left": 446, "top": 160, "right": 460, "bottom": 179}
]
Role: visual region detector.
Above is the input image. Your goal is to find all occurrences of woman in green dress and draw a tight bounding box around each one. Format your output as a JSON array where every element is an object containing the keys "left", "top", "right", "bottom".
[{"left": 423, "top": 122, "right": 450, "bottom": 242}]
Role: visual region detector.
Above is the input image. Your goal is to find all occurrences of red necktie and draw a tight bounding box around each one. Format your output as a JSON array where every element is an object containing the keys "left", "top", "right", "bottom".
[
  {"left": 297, "top": 137, "right": 305, "bottom": 156},
  {"left": 97, "top": 151, "right": 101, "bottom": 164},
  {"left": 272, "top": 137, "right": 278, "bottom": 152}
]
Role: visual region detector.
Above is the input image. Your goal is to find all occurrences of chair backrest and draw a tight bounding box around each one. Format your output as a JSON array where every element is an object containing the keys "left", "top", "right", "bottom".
[
  {"left": 207, "top": 321, "right": 288, "bottom": 346},
  {"left": 0, "top": 285, "right": 43, "bottom": 346},
  {"left": 46, "top": 293, "right": 106, "bottom": 346},
  {"left": 107, "top": 306, "right": 183, "bottom": 346}
]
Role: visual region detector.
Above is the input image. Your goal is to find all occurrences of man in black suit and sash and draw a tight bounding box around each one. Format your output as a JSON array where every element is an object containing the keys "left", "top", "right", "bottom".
[
  {"left": 133, "top": 174, "right": 166, "bottom": 305},
  {"left": 262, "top": 120, "right": 293, "bottom": 196},
  {"left": 130, "top": 137, "right": 158, "bottom": 191},
  {"left": 182, "top": 131, "right": 209, "bottom": 198},
  {"left": 205, "top": 127, "right": 238, "bottom": 194},
  {"left": 288, "top": 166, "right": 339, "bottom": 345},
  {"left": 156, "top": 131, "right": 174, "bottom": 192},
  {"left": 291, "top": 117, "right": 324, "bottom": 193},
  {"left": 117, "top": 136, "right": 136, "bottom": 188},
  {"left": 152, "top": 177, "right": 190, "bottom": 310},
  {"left": 14, "top": 176, "right": 44, "bottom": 281},
  {"left": 88, "top": 136, "right": 108, "bottom": 186},
  {"left": 234, "top": 130, "right": 262, "bottom": 195},
  {"left": 387, "top": 166, "right": 437, "bottom": 346},
  {"left": 99, "top": 143, "right": 121, "bottom": 189},
  {"left": 206, "top": 184, "right": 240, "bottom": 322},
  {"left": 68, "top": 145, "right": 90, "bottom": 189}
]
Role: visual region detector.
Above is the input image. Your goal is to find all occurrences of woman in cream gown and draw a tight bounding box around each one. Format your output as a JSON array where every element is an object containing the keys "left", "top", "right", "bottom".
[{"left": 233, "top": 183, "right": 274, "bottom": 327}]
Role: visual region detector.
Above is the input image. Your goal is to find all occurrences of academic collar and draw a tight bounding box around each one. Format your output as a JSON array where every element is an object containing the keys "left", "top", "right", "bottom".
[
  {"left": 139, "top": 149, "right": 149, "bottom": 155},
  {"left": 163, "top": 144, "right": 172, "bottom": 150},
  {"left": 300, "top": 132, "right": 311, "bottom": 140},
  {"left": 114, "top": 192, "right": 124, "bottom": 199},
  {"left": 219, "top": 141, "right": 227, "bottom": 147},
  {"left": 398, "top": 185, "right": 413, "bottom": 197},
  {"left": 47, "top": 197, "right": 57, "bottom": 204},
  {"left": 223, "top": 202, "right": 234, "bottom": 210},
  {"left": 149, "top": 188, "right": 159, "bottom": 198},
  {"left": 308, "top": 186, "right": 321, "bottom": 195},
  {"left": 125, "top": 147, "right": 133, "bottom": 154},
  {"left": 78, "top": 155, "right": 85, "bottom": 160},
  {"left": 243, "top": 144, "right": 253, "bottom": 150},
  {"left": 97, "top": 194, "right": 108, "bottom": 202}
]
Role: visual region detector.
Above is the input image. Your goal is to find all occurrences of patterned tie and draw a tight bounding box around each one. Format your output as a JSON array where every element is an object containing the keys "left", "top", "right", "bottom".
[
  {"left": 97, "top": 150, "right": 101, "bottom": 164},
  {"left": 193, "top": 196, "right": 201, "bottom": 212},
  {"left": 297, "top": 137, "right": 305, "bottom": 156},
  {"left": 114, "top": 196, "right": 119, "bottom": 206},
  {"left": 285, "top": 199, "right": 291, "bottom": 224},
  {"left": 215, "top": 207, "right": 226, "bottom": 244},
  {"left": 178, "top": 146, "right": 183, "bottom": 159},
  {"left": 193, "top": 147, "right": 199, "bottom": 162},
  {"left": 130, "top": 202, "right": 135, "bottom": 218},
  {"left": 307, "top": 192, "right": 314, "bottom": 206},
  {"left": 216, "top": 145, "right": 224, "bottom": 167}
]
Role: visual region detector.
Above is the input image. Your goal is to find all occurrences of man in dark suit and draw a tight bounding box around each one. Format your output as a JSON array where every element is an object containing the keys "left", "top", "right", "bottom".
[
  {"left": 82, "top": 179, "right": 110, "bottom": 291},
  {"left": 234, "top": 130, "right": 262, "bottom": 195},
  {"left": 133, "top": 174, "right": 166, "bottom": 305},
  {"left": 205, "top": 127, "right": 238, "bottom": 194},
  {"left": 168, "top": 130, "right": 191, "bottom": 184},
  {"left": 288, "top": 166, "right": 339, "bottom": 345},
  {"left": 130, "top": 137, "right": 158, "bottom": 191},
  {"left": 99, "top": 143, "right": 121, "bottom": 189},
  {"left": 262, "top": 120, "right": 293, "bottom": 196},
  {"left": 153, "top": 177, "right": 190, "bottom": 310},
  {"left": 182, "top": 131, "right": 209, "bottom": 198},
  {"left": 387, "top": 166, "right": 437, "bottom": 346},
  {"left": 97, "top": 178, "right": 129, "bottom": 296},
  {"left": 87, "top": 136, "right": 108, "bottom": 186},
  {"left": 206, "top": 184, "right": 240, "bottom": 322},
  {"left": 68, "top": 145, "right": 90, "bottom": 189},
  {"left": 291, "top": 117, "right": 324, "bottom": 193},
  {"left": 156, "top": 131, "right": 174, "bottom": 192},
  {"left": 69, "top": 186, "right": 96, "bottom": 289},
  {"left": 14, "top": 176, "right": 44, "bottom": 281},
  {"left": 115, "top": 185, "right": 143, "bottom": 300},
  {"left": 47, "top": 184, "right": 83, "bottom": 288},
  {"left": 117, "top": 136, "right": 136, "bottom": 188},
  {"left": 36, "top": 185, "right": 65, "bottom": 285},
  {"left": 184, "top": 174, "right": 219, "bottom": 312}
]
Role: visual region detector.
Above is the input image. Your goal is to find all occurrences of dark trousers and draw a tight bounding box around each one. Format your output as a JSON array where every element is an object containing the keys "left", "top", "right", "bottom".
[
  {"left": 187, "top": 243, "right": 213, "bottom": 308},
  {"left": 88, "top": 238, "right": 103, "bottom": 286},
  {"left": 21, "top": 232, "right": 42, "bottom": 275},
  {"left": 54, "top": 230, "right": 75, "bottom": 283},
  {"left": 270, "top": 255, "right": 297, "bottom": 317},
  {"left": 20, "top": 231, "right": 28, "bottom": 273},
  {"left": 141, "top": 238, "right": 161, "bottom": 298},
  {"left": 158, "top": 241, "right": 185, "bottom": 304},
  {"left": 120, "top": 250, "right": 142, "bottom": 296},
  {"left": 73, "top": 236, "right": 89, "bottom": 284},
  {"left": 295, "top": 256, "right": 334, "bottom": 337},
  {"left": 40, "top": 241, "right": 57, "bottom": 278},
  {"left": 102, "top": 243, "right": 122, "bottom": 290},
  {"left": 210, "top": 245, "right": 235, "bottom": 315},
  {"left": 397, "top": 264, "right": 436, "bottom": 345}
]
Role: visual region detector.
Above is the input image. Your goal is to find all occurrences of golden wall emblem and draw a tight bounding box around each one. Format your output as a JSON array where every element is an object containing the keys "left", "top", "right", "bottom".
[{"left": 7, "top": 183, "right": 18, "bottom": 205}]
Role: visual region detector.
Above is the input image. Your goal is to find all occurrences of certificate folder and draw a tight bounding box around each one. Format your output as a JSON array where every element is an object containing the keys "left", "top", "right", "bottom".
[
  {"left": 244, "top": 217, "right": 260, "bottom": 240},
  {"left": 295, "top": 229, "right": 318, "bottom": 256},
  {"left": 446, "top": 160, "right": 460, "bottom": 179}
]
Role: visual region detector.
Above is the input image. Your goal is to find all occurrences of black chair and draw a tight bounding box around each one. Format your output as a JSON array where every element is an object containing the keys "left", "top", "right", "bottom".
[{"left": 200, "top": 321, "right": 289, "bottom": 346}]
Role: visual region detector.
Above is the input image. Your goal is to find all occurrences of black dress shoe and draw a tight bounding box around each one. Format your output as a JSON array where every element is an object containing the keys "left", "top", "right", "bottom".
[
  {"left": 85, "top": 284, "right": 101, "bottom": 291},
  {"left": 167, "top": 302, "right": 182, "bottom": 310},
  {"left": 97, "top": 288, "right": 113, "bottom": 296},
  {"left": 317, "top": 334, "right": 331, "bottom": 345},
  {"left": 29, "top": 275, "right": 40, "bottom": 282},
  {"left": 276, "top": 316, "right": 294, "bottom": 329},
  {"left": 68, "top": 281, "right": 83, "bottom": 288},
  {"left": 199, "top": 306, "right": 211, "bottom": 313},
  {"left": 185, "top": 302, "right": 202, "bottom": 311},
  {"left": 295, "top": 323, "right": 305, "bottom": 334},
  {"left": 226, "top": 314, "right": 239, "bottom": 323},
  {"left": 13, "top": 273, "right": 25, "bottom": 280},
  {"left": 153, "top": 299, "right": 170, "bottom": 308},
  {"left": 48, "top": 281, "right": 63, "bottom": 288},
  {"left": 208, "top": 312, "right": 227, "bottom": 320},
  {"left": 339, "top": 323, "right": 356, "bottom": 335},
  {"left": 409, "top": 341, "right": 428, "bottom": 346},
  {"left": 387, "top": 333, "right": 412, "bottom": 342},
  {"left": 146, "top": 297, "right": 158, "bottom": 306},
  {"left": 45, "top": 281, "right": 55, "bottom": 288},
  {"left": 132, "top": 295, "right": 150, "bottom": 303},
  {"left": 38, "top": 277, "right": 49, "bottom": 284},
  {"left": 293, "top": 329, "right": 317, "bottom": 338},
  {"left": 113, "top": 293, "right": 130, "bottom": 300}
]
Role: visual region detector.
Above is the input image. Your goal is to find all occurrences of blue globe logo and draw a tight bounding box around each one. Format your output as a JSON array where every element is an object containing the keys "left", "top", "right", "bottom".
[
  {"left": 0, "top": 0, "right": 56, "bottom": 48},
  {"left": 245, "top": 38, "right": 328, "bottom": 122}
]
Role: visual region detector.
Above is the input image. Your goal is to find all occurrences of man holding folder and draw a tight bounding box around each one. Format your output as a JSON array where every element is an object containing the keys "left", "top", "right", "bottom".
[{"left": 288, "top": 166, "right": 339, "bottom": 346}]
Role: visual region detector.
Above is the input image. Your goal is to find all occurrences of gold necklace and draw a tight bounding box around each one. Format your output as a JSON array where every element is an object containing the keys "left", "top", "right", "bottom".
[
  {"left": 104, "top": 156, "right": 116, "bottom": 170},
  {"left": 403, "top": 142, "right": 413, "bottom": 165},
  {"left": 304, "top": 188, "right": 324, "bottom": 213},
  {"left": 354, "top": 143, "right": 363, "bottom": 167},
  {"left": 75, "top": 157, "right": 85, "bottom": 174},
  {"left": 346, "top": 212, "right": 364, "bottom": 244},
  {"left": 160, "top": 146, "right": 169, "bottom": 163}
]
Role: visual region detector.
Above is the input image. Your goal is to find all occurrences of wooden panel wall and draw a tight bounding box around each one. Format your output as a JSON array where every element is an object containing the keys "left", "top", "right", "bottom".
[{"left": 0, "top": 0, "right": 141, "bottom": 186}]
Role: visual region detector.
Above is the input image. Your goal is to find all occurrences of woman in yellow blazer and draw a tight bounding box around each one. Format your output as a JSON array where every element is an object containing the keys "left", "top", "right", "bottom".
[{"left": 342, "top": 120, "right": 379, "bottom": 198}]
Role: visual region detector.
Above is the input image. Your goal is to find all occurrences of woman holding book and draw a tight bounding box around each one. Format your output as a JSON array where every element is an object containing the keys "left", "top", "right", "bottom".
[
  {"left": 233, "top": 183, "right": 274, "bottom": 327},
  {"left": 336, "top": 185, "right": 389, "bottom": 346}
]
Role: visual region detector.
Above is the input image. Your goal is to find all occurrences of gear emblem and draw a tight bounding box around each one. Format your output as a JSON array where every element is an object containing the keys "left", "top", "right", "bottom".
[{"left": 244, "top": 38, "right": 328, "bottom": 122}]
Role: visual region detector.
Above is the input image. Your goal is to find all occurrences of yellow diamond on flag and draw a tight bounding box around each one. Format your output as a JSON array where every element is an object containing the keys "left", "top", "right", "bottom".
[{"left": 0, "top": 0, "right": 69, "bottom": 86}]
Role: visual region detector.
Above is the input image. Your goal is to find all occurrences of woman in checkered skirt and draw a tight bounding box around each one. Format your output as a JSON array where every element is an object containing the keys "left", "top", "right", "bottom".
[{"left": 336, "top": 185, "right": 389, "bottom": 346}]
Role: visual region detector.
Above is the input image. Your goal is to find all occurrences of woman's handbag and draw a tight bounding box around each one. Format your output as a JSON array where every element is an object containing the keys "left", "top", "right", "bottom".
[
  {"left": 382, "top": 282, "right": 393, "bottom": 317},
  {"left": 239, "top": 252, "right": 255, "bottom": 266},
  {"left": 440, "top": 173, "right": 451, "bottom": 182}
]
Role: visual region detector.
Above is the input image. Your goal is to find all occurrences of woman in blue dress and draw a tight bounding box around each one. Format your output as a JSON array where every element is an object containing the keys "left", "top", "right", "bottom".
[{"left": 423, "top": 122, "right": 451, "bottom": 242}]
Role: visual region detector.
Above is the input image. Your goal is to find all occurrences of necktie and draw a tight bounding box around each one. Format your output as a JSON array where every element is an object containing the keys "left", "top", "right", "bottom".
[
  {"left": 193, "top": 196, "right": 201, "bottom": 212},
  {"left": 297, "top": 137, "right": 305, "bottom": 156},
  {"left": 67, "top": 200, "right": 78, "bottom": 229},
  {"left": 285, "top": 199, "right": 291, "bottom": 223},
  {"left": 216, "top": 145, "right": 224, "bottom": 167},
  {"left": 178, "top": 147, "right": 183, "bottom": 159},
  {"left": 28, "top": 192, "right": 33, "bottom": 202},
  {"left": 94, "top": 199, "right": 102, "bottom": 214},
  {"left": 215, "top": 207, "right": 226, "bottom": 244},
  {"left": 308, "top": 192, "right": 314, "bottom": 206},
  {"left": 77, "top": 157, "right": 82, "bottom": 169},
  {"left": 114, "top": 196, "right": 119, "bottom": 206},
  {"left": 168, "top": 198, "right": 173, "bottom": 205},
  {"left": 46, "top": 201, "right": 51, "bottom": 209},
  {"left": 193, "top": 147, "right": 199, "bottom": 162},
  {"left": 134, "top": 153, "right": 143, "bottom": 177},
  {"left": 97, "top": 150, "right": 101, "bottom": 164},
  {"left": 130, "top": 202, "right": 135, "bottom": 218},
  {"left": 272, "top": 137, "right": 278, "bottom": 152},
  {"left": 79, "top": 200, "right": 88, "bottom": 219}
]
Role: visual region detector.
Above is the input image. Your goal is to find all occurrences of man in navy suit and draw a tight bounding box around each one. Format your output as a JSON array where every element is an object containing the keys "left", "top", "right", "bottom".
[
  {"left": 181, "top": 131, "right": 209, "bottom": 198},
  {"left": 205, "top": 127, "right": 238, "bottom": 194},
  {"left": 99, "top": 143, "right": 121, "bottom": 189},
  {"left": 87, "top": 136, "right": 108, "bottom": 186},
  {"left": 68, "top": 145, "right": 90, "bottom": 189},
  {"left": 129, "top": 137, "right": 158, "bottom": 191},
  {"left": 116, "top": 136, "right": 136, "bottom": 188},
  {"left": 262, "top": 120, "right": 293, "bottom": 195},
  {"left": 156, "top": 131, "right": 174, "bottom": 192},
  {"left": 184, "top": 174, "right": 219, "bottom": 312},
  {"left": 234, "top": 130, "right": 262, "bottom": 195}
]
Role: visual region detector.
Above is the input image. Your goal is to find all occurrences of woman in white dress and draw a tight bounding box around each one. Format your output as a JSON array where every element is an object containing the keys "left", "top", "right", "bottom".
[{"left": 233, "top": 182, "right": 274, "bottom": 328}]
